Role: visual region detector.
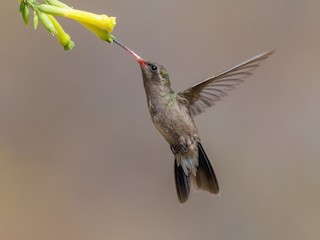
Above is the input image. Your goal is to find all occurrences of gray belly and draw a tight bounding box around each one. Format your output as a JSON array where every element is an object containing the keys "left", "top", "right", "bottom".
[{"left": 148, "top": 99, "right": 200, "bottom": 175}]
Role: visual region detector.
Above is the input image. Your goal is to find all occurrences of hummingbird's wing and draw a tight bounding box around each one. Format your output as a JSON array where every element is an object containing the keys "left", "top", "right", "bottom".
[{"left": 178, "top": 51, "right": 273, "bottom": 116}]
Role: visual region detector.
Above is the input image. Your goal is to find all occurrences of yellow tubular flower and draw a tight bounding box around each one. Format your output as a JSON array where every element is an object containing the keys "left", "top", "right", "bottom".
[
  {"left": 37, "top": 4, "right": 116, "bottom": 33},
  {"left": 47, "top": 14, "right": 74, "bottom": 50},
  {"left": 79, "top": 21, "right": 115, "bottom": 42},
  {"left": 19, "top": 1, "right": 118, "bottom": 50}
]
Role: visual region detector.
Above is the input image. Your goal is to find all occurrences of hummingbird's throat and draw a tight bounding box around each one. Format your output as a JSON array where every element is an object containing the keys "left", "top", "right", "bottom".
[{"left": 113, "top": 40, "right": 147, "bottom": 67}]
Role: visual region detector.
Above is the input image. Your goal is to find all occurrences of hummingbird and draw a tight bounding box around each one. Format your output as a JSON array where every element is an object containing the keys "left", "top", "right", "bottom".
[{"left": 114, "top": 40, "right": 273, "bottom": 203}]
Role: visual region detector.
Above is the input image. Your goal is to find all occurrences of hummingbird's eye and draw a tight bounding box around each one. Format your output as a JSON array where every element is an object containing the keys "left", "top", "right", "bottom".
[{"left": 150, "top": 64, "right": 158, "bottom": 71}]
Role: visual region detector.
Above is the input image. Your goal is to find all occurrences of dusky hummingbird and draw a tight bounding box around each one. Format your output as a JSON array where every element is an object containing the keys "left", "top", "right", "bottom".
[{"left": 114, "top": 40, "right": 273, "bottom": 203}]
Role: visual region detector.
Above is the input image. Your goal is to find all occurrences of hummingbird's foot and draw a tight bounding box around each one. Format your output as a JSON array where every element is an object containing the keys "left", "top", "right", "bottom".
[{"left": 170, "top": 146, "right": 177, "bottom": 155}]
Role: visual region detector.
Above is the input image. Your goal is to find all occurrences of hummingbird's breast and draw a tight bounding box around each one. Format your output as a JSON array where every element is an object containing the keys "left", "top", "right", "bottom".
[{"left": 147, "top": 94, "right": 199, "bottom": 146}]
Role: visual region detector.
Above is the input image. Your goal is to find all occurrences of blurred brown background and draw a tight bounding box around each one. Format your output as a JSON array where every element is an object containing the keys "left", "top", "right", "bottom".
[{"left": 1, "top": 0, "right": 320, "bottom": 239}]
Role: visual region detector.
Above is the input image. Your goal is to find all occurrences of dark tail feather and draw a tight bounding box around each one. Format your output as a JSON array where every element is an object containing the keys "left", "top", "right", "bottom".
[
  {"left": 196, "top": 143, "right": 220, "bottom": 194},
  {"left": 174, "top": 159, "right": 190, "bottom": 203}
]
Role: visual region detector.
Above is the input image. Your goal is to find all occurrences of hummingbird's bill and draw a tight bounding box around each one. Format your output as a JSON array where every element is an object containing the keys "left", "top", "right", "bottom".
[{"left": 113, "top": 40, "right": 147, "bottom": 66}]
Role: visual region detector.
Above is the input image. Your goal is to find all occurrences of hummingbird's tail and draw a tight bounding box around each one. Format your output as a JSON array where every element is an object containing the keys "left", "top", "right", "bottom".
[
  {"left": 195, "top": 143, "right": 220, "bottom": 195},
  {"left": 174, "top": 142, "right": 219, "bottom": 203},
  {"left": 174, "top": 158, "right": 191, "bottom": 203}
]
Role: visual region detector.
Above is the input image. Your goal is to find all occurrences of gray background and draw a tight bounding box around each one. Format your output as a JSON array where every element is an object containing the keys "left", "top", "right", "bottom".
[{"left": 1, "top": 0, "right": 320, "bottom": 239}]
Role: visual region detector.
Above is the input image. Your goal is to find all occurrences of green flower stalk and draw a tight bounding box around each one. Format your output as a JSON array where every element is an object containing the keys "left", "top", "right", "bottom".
[{"left": 45, "top": 0, "right": 70, "bottom": 9}]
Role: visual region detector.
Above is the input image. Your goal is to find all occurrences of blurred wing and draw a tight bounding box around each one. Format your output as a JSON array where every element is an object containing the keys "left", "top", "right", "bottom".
[{"left": 179, "top": 51, "right": 273, "bottom": 116}]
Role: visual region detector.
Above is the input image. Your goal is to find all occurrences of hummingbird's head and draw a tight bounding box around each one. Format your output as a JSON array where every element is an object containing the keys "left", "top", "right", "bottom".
[
  {"left": 113, "top": 40, "right": 170, "bottom": 86},
  {"left": 138, "top": 60, "right": 170, "bottom": 86}
]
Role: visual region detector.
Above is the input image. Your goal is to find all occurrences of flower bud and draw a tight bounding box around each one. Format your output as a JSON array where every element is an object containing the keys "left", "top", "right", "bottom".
[
  {"left": 47, "top": 14, "right": 75, "bottom": 50},
  {"left": 37, "top": 11, "right": 57, "bottom": 35},
  {"left": 21, "top": 2, "right": 30, "bottom": 26},
  {"left": 33, "top": 12, "right": 39, "bottom": 29}
]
